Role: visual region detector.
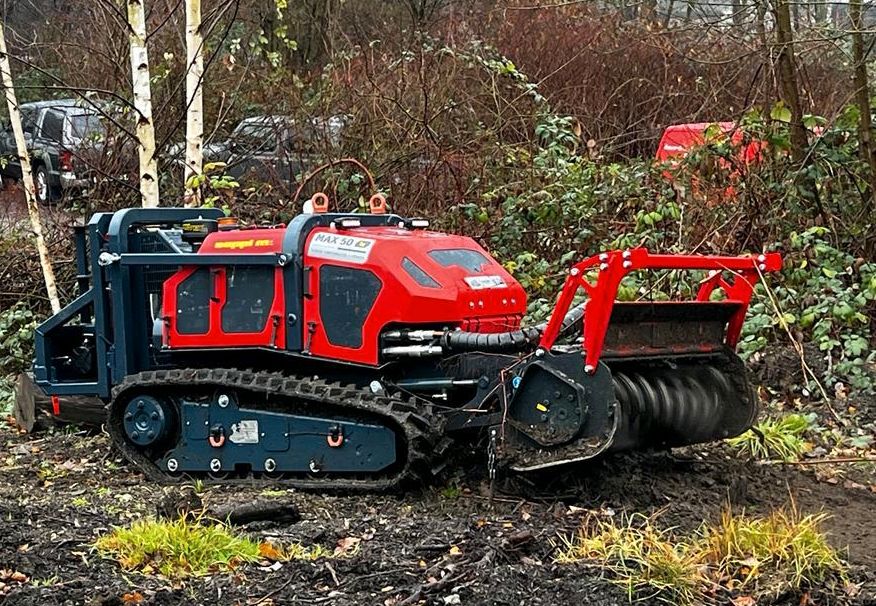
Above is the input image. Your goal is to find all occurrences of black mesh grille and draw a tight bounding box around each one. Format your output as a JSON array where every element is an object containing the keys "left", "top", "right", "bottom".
[{"left": 137, "top": 232, "right": 176, "bottom": 297}]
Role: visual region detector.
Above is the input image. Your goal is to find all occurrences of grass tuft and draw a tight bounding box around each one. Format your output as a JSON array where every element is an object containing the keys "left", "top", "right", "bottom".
[
  {"left": 556, "top": 514, "right": 703, "bottom": 605},
  {"left": 95, "top": 517, "right": 261, "bottom": 578},
  {"left": 556, "top": 505, "right": 845, "bottom": 604},
  {"left": 727, "top": 413, "right": 813, "bottom": 461},
  {"left": 95, "top": 516, "right": 336, "bottom": 579},
  {"left": 698, "top": 505, "right": 846, "bottom": 589}
]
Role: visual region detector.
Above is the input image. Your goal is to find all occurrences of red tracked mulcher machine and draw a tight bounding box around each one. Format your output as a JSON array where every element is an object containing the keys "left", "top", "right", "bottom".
[{"left": 33, "top": 193, "right": 781, "bottom": 489}]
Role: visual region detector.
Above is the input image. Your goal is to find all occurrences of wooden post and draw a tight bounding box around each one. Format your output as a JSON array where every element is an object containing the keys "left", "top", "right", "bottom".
[{"left": 13, "top": 373, "right": 105, "bottom": 432}]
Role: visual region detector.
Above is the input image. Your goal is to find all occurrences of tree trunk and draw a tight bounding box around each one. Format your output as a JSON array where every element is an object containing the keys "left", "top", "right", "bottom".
[
  {"left": 0, "top": 24, "right": 61, "bottom": 314},
  {"left": 773, "top": 0, "right": 808, "bottom": 162},
  {"left": 184, "top": 0, "right": 204, "bottom": 207},
  {"left": 849, "top": 0, "right": 876, "bottom": 212},
  {"left": 773, "top": 0, "right": 822, "bottom": 214},
  {"left": 127, "top": 0, "right": 160, "bottom": 208},
  {"left": 13, "top": 373, "right": 105, "bottom": 432},
  {"left": 732, "top": 0, "right": 746, "bottom": 26}
]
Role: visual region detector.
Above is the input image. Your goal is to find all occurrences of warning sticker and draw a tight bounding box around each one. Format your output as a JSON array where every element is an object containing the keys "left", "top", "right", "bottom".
[
  {"left": 307, "top": 232, "right": 376, "bottom": 265},
  {"left": 464, "top": 275, "right": 507, "bottom": 290},
  {"left": 229, "top": 420, "right": 259, "bottom": 444}
]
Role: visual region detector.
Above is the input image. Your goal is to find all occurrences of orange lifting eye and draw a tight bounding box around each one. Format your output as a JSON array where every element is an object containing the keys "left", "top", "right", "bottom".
[
  {"left": 311, "top": 192, "right": 330, "bottom": 213},
  {"left": 368, "top": 193, "right": 387, "bottom": 215}
]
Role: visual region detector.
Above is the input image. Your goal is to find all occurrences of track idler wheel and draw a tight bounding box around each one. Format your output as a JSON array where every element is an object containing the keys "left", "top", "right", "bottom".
[{"left": 122, "top": 395, "right": 176, "bottom": 447}]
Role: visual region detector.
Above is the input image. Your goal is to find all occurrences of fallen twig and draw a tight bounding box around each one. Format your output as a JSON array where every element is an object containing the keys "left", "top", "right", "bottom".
[
  {"left": 758, "top": 456, "right": 876, "bottom": 466},
  {"left": 247, "top": 577, "right": 296, "bottom": 605}
]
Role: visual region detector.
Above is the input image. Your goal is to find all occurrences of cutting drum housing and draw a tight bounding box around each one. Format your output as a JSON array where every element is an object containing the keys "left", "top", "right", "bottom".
[{"left": 33, "top": 200, "right": 781, "bottom": 489}]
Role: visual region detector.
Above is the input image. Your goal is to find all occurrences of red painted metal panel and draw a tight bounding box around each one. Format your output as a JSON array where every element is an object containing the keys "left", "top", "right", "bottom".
[
  {"left": 538, "top": 248, "right": 782, "bottom": 371},
  {"left": 302, "top": 225, "right": 527, "bottom": 365}
]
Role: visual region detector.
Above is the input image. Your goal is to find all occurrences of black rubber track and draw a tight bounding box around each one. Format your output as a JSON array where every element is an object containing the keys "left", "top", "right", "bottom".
[{"left": 108, "top": 368, "right": 449, "bottom": 492}]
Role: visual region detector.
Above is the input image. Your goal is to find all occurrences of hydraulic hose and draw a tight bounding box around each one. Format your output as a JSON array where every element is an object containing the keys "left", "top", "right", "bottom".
[{"left": 442, "top": 303, "right": 586, "bottom": 353}]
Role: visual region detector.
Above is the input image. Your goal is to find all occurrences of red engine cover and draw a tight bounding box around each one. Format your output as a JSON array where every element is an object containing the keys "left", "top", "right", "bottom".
[{"left": 302, "top": 225, "right": 527, "bottom": 365}]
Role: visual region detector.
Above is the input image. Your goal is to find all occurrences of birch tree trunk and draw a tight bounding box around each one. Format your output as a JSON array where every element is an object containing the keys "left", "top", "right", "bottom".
[
  {"left": 184, "top": 0, "right": 204, "bottom": 207},
  {"left": 0, "top": 24, "right": 61, "bottom": 314},
  {"left": 127, "top": 0, "right": 160, "bottom": 207}
]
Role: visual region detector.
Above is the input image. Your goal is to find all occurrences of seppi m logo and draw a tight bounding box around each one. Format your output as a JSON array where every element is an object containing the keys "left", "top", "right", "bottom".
[{"left": 307, "top": 232, "right": 376, "bottom": 264}]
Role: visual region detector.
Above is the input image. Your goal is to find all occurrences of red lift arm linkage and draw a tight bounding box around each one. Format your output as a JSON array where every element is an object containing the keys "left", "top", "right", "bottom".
[{"left": 538, "top": 248, "right": 783, "bottom": 372}]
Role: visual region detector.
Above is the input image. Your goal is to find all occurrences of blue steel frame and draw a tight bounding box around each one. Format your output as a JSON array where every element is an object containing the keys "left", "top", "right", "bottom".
[{"left": 34, "top": 207, "right": 407, "bottom": 399}]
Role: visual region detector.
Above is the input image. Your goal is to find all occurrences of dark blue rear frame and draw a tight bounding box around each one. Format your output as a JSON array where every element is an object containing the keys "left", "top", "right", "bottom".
[{"left": 33, "top": 207, "right": 404, "bottom": 399}]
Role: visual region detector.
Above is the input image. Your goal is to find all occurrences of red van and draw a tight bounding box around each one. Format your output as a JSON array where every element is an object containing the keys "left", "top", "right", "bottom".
[{"left": 655, "top": 122, "right": 765, "bottom": 201}]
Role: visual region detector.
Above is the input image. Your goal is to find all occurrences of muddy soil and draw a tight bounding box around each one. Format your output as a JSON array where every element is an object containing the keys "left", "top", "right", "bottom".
[{"left": 0, "top": 423, "right": 874, "bottom": 606}]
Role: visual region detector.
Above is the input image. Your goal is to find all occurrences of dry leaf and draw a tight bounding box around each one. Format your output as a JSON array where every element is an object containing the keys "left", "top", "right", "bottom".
[
  {"left": 258, "top": 542, "right": 283, "bottom": 561},
  {"left": 334, "top": 536, "right": 361, "bottom": 555},
  {"left": 122, "top": 592, "right": 144, "bottom": 604},
  {"left": 448, "top": 545, "right": 462, "bottom": 556},
  {"left": 731, "top": 596, "right": 756, "bottom": 606},
  {"left": 0, "top": 570, "right": 27, "bottom": 583}
]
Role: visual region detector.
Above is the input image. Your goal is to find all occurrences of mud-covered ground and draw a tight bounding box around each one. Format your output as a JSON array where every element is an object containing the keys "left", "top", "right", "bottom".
[{"left": 0, "top": 412, "right": 875, "bottom": 606}]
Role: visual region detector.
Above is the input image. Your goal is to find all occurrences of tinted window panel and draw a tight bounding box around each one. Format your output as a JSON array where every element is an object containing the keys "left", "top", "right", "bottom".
[
  {"left": 401, "top": 257, "right": 439, "bottom": 288},
  {"left": 20, "top": 108, "right": 37, "bottom": 135},
  {"left": 428, "top": 249, "right": 490, "bottom": 273},
  {"left": 40, "top": 111, "right": 64, "bottom": 143},
  {"left": 176, "top": 268, "right": 210, "bottom": 334},
  {"left": 221, "top": 266, "right": 275, "bottom": 333},
  {"left": 319, "top": 265, "right": 381, "bottom": 348},
  {"left": 70, "top": 114, "right": 105, "bottom": 141}
]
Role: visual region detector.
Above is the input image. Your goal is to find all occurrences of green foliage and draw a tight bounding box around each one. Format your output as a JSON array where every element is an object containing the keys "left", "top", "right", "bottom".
[
  {"left": 95, "top": 516, "right": 338, "bottom": 579},
  {"left": 466, "top": 104, "right": 875, "bottom": 390},
  {"left": 0, "top": 304, "right": 38, "bottom": 376},
  {"left": 727, "top": 413, "right": 815, "bottom": 461},
  {"left": 0, "top": 304, "right": 39, "bottom": 414},
  {"left": 187, "top": 162, "right": 239, "bottom": 212},
  {"left": 740, "top": 228, "right": 876, "bottom": 391}
]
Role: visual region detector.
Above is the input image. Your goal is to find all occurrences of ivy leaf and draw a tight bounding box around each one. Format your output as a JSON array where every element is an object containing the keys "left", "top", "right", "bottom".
[{"left": 770, "top": 102, "right": 792, "bottom": 123}]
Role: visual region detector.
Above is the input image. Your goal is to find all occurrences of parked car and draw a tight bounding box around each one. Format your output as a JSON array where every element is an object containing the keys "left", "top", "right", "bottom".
[
  {"left": 0, "top": 99, "right": 106, "bottom": 204},
  {"left": 170, "top": 115, "right": 346, "bottom": 190}
]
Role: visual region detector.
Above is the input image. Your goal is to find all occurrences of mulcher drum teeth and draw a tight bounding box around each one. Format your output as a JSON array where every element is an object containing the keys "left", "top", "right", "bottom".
[
  {"left": 108, "top": 368, "right": 448, "bottom": 492},
  {"left": 610, "top": 354, "right": 758, "bottom": 451}
]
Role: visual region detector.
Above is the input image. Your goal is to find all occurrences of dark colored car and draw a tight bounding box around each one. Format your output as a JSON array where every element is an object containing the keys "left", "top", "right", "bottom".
[
  {"left": 202, "top": 115, "right": 345, "bottom": 189},
  {"left": 0, "top": 99, "right": 106, "bottom": 204}
]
